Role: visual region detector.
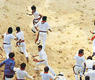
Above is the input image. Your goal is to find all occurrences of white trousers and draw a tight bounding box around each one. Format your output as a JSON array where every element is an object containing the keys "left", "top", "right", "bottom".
[
  {"left": 18, "top": 42, "right": 28, "bottom": 57},
  {"left": 39, "top": 32, "right": 47, "bottom": 49},
  {"left": 93, "top": 46, "right": 95, "bottom": 52},
  {"left": 4, "top": 44, "right": 12, "bottom": 59},
  {"left": 74, "top": 66, "right": 83, "bottom": 80},
  {"left": 36, "top": 61, "right": 56, "bottom": 76},
  {"left": 5, "top": 77, "right": 12, "bottom": 80}
]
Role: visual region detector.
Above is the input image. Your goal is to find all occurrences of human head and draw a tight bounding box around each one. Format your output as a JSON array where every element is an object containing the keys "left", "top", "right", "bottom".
[
  {"left": 78, "top": 49, "right": 84, "bottom": 56},
  {"left": 16, "top": 27, "right": 20, "bottom": 32},
  {"left": 44, "top": 66, "right": 49, "bottom": 73},
  {"left": 8, "top": 27, "right": 13, "bottom": 34},
  {"left": 87, "top": 56, "right": 92, "bottom": 60},
  {"left": 20, "top": 63, "right": 26, "bottom": 70},
  {"left": 38, "top": 45, "right": 42, "bottom": 51},
  {"left": 9, "top": 52, "right": 15, "bottom": 58},
  {"left": 31, "top": 5, "right": 36, "bottom": 12},
  {"left": 42, "top": 16, "right": 47, "bottom": 21},
  {"left": 93, "top": 65, "right": 95, "bottom": 70},
  {"left": 85, "top": 76, "right": 90, "bottom": 80}
]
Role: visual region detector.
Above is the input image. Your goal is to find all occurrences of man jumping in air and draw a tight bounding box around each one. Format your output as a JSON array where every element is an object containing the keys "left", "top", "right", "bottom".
[{"left": 27, "top": 5, "right": 42, "bottom": 33}]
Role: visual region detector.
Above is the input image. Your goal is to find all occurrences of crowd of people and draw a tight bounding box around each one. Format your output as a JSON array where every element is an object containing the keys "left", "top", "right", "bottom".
[
  {"left": 0, "top": 4, "right": 95, "bottom": 80},
  {"left": 73, "top": 30, "right": 95, "bottom": 80},
  {"left": 0, "top": 5, "right": 66, "bottom": 80}
]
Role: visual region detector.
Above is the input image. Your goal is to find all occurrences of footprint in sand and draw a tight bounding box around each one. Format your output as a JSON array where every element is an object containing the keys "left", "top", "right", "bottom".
[
  {"left": 76, "top": 35, "right": 79, "bottom": 38},
  {"left": 17, "top": 17, "right": 23, "bottom": 20},
  {"left": 75, "top": 42, "right": 78, "bottom": 45},
  {"left": 79, "top": 27, "right": 83, "bottom": 30},
  {"left": 58, "top": 62, "right": 61, "bottom": 64},
  {"left": 67, "top": 75, "right": 71, "bottom": 78},
  {"left": 2, "top": 5, "right": 9, "bottom": 12},
  {"left": 76, "top": 1, "right": 80, "bottom": 4},
  {"left": 58, "top": 50, "right": 62, "bottom": 53},
  {"left": 61, "top": 41, "right": 65, "bottom": 44}
]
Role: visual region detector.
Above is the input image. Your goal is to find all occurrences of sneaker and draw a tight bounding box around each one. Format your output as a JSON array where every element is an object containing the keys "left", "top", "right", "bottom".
[{"left": 32, "top": 29, "right": 36, "bottom": 33}]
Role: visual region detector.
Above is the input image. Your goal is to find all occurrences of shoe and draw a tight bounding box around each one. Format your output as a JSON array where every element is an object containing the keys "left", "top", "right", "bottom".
[
  {"left": 32, "top": 29, "right": 36, "bottom": 33},
  {"left": 20, "top": 51, "right": 24, "bottom": 54}
]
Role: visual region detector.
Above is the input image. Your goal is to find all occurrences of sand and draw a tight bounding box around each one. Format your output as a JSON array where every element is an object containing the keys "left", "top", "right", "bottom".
[{"left": 0, "top": 0, "right": 95, "bottom": 80}]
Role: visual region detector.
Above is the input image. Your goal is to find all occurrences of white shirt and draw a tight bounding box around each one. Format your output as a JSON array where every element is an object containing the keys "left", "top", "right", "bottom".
[
  {"left": 14, "top": 68, "right": 33, "bottom": 79},
  {"left": 74, "top": 54, "right": 85, "bottom": 67},
  {"left": 40, "top": 72, "right": 54, "bottom": 80},
  {"left": 86, "top": 59, "right": 94, "bottom": 69},
  {"left": 85, "top": 70, "right": 95, "bottom": 80},
  {"left": 4, "top": 33, "right": 15, "bottom": 44},
  {"left": 35, "top": 22, "right": 50, "bottom": 31},
  {"left": 33, "top": 11, "right": 40, "bottom": 19},
  {"left": 93, "top": 38, "right": 95, "bottom": 47},
  {"left": 39, "top": 49, "right": 47, "bottom": 61},
  {"left": 16, "top": 31, "right": 24, "bottom": 40}
]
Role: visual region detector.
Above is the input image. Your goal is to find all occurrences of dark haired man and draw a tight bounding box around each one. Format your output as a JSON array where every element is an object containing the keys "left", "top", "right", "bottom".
[
  {"left": 86, "top": 56, "right": 94, "bottom": 72},
  {"left": 74, "top": 49, "right": 86, "bottom": 80},
  {"left": 16, "top": 27, "right": 29, "bottom": 62},
  {"left": 32, "top": 45, "right": 56, "bottom": 76},
  {"left": 85, "top": 76, "right": 90, "bottom": 80},
  {"left": 40, "top": 66, "right": 54, "bottom": 80},
  {"left": 14, "top": 63, "right": 34, "bottom": 80},
  {"left": 2, "top": 27, "right": 16, "bottom": 58},
  {"left": 0, "top": 52, "right": 15, "bottom": 80},
  {"left": 27, "top": 5, "right": 42, "bottom": 33},
  {"left": 35, "top": 16, "right": 52, "bottom": 49}
]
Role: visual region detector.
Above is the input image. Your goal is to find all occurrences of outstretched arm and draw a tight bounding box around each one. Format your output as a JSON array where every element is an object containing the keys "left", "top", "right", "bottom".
[
  {"left": 33, "top": 58, "right": 45, "bottom": 63},
  {"left": 0, "top": 60, "right": 6, "bottom": 67},
  {"left": 26, "top": 13, "right": 33, "bottom": 16}
]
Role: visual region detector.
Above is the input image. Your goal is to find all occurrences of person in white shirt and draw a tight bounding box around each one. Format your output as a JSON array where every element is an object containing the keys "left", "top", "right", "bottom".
[
  {"left": 73, "top": 49, "right": 86, "bottom": 80},
  {"left": 85, "top": 65, "right": 95, "bottom": 80},
  {"left": 2, "top": 27, "right": 16, "bottom": 58},
  {"left": 32, "top": 45, "right": 56, "bottom": 76},
  {"left": 86, "top": 56, "right": 94, "bottom": 72},
  {"left": 40, "top": 66, "right": 54, "bottom": 80},
  {"left": 35, "top": 16, "right": 52, "bottom": 49},
  {"left": 27, "top": 5, "right": 42, "bottom": 33},
  {"left": 14, "top": 63, "right": 34, "bottom": 80},
  {"left": 16, "top": 27, "right": 29, "bottom": 62}
]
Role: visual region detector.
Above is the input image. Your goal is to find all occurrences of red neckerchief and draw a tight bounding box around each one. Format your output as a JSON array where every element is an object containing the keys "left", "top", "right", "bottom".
[
  {"left": 20, "top": 68, "right": 25, "bottom": 70},
  {"left": 41, "top": 21, "right": 46, "bottom": 24},
  {"left": 11, "top": 58, "right": 15, "bottom": 60},
  {"left": 78, "top": 54, "right": 83, "bottom": 57},
  {"left": 42, "top": 21, "right": 46, "bottom": 23},
  {"left": 44, "top": 72, "right": 48, "bottom": 74}
]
